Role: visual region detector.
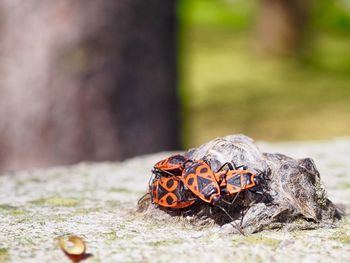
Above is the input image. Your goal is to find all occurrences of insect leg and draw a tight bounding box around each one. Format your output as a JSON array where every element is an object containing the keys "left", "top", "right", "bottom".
[
  {"left": 240, "top": 189, "right": 271, "bottom": 226},
  {"left": 137, "top": 192, "right": 150, "bottom": 205},
  {"left": 215, "top": 162, "right": 248, "bottom": 172},
  {"left": 215, "top": 204, "right": 245, "bottom": 236},
  {"left": 220, "top": 189, "right": 243, "bottom": 206},
  {"left": 235, "top": 165, "right": 248, "bottom": 170},
  {"left": 216, "top": 162, "right": 235, "bottom": 172}
]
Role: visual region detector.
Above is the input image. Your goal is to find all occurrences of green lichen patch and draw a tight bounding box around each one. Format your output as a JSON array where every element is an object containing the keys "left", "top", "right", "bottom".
[
  {"left": 110, "top": 187, "right": 146, "bottom": 196},
  {"left": 314, "top": 179, "right": 328, "bottom": 207},
  {"left": 104, "top": 200, "right": 122, "bottom": 209},
  {"left": 233, "top": 235, "right": 281, "bottom": 249},
  {"left": 144, "top": 223, "right": 159, "bottom": 230},
  {"left": 104, "top": 231, "right": 117, "bottom": 241},
  {"left": 339, "top": 182, "right": 350, "bottom": 189},
  {"left": 110, "top": 187, "right": 132, "bottom": 193},
  {"left": 31, "top": 197, "right": 81, "bottom": 207},
  {"left": 0, "top": 204, "right": 26, "bottom": 216},
  {"left": 331, "top": 231, "right": 350, "bottom": 244},
  {"left": 337, "top": 217, "right": 350, "bottom": 228},
  {"left": 0, "top": 204, "right": 17, "bottom": 210},
  {"left": 0, "top": 248, "right": 10, "bottom": 262},
  {"left": 73, "top": 206, "right": 103, "bottom": 215},
  {"left": 148, "top": 239, "right": 184, "bottom": 247}
]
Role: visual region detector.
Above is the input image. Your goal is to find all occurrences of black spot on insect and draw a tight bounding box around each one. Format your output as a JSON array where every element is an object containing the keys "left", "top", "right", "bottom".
[
  {"left": 197, "top": 177, "right": 212, "bottom": 192},
  {"left": 188, "top": 177, "right": 194, "bottom": 185},
  {"left": 184, "top": 162, "right": 199, "bottom": 174},
  {"left": 200, "top": 167, "right": 208, "bottom": 174},
  {"left": 227, "top": 175, "right": 241, "bottom": 187},
  {"left": 202, "top": 184, "right": 218, "bottom": 198},
  {"left": 166, "top": 195, "right": 174, "bottom": 205},
  {"left": 169, "top": 155, "right": 186, "bottom": 164},
  {"left": 166, "top": 179, "right": 174, "bottom": 189}
]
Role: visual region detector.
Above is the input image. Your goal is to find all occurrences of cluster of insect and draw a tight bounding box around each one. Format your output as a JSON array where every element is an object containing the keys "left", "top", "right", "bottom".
[{"left": 139, "top": 154, "right": 269, "bottom": 233}]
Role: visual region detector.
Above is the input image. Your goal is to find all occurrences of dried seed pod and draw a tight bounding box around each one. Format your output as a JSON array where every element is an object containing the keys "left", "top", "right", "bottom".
[{"left": 58, "top": 235, "right": 91, "bottom": 262}]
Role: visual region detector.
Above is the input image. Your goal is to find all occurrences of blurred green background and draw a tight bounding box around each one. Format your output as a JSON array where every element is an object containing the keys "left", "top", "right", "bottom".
[{"left": 178, "top": 0, "right": 350, "bottom": 147}]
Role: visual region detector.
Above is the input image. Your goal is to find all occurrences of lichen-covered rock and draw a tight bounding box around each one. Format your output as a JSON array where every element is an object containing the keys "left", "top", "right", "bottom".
[
  {"left": 0, "top": 137, "right": 349, "bottom": 262},
  {"left": 182, "top": 135, "right": 340, "bottom": 233}
]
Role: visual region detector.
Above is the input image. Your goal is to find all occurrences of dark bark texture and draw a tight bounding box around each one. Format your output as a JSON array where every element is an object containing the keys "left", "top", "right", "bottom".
[{"left": 0, "top": 0, "right": 180, "bottom": 172}]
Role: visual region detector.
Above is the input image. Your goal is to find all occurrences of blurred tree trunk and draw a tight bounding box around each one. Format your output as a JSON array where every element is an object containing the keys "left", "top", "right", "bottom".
[
  {"left": 0, "top": 0, "right": 180, "bottom": 172},
  {"left": 256, "top": 0, "right": 313, "bottom": 55}
]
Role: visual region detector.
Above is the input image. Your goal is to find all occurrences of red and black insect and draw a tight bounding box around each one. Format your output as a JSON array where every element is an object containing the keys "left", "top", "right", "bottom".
[
  {"left": 147, "top": 154, "right": 196, "bottom": 209},
  {"left": 150, "top": 176, "right": 195, "bottom": 209},
  {"left": 181, "top": 160, "right": 221, "bottom": 204},
  {"left": 219, "top": 169, "right": 262, "bottom": 195},
  {"left": 145, "top": 155, "right": 268, "bottom": 235},
  {"left": 153, "top": 154, "right": 188, "bottom": 176},
  {"left": 152, "top": 155, "right": 265, "bottom": 205}
]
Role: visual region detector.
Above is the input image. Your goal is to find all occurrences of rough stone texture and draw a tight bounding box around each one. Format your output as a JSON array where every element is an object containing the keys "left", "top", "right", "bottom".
[{"left": 1, "top": 138, "right": 350, "bottom": 262}]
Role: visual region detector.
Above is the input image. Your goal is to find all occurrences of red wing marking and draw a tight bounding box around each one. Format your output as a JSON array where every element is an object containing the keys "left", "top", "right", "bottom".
[
  {"left": 153, "top": 154, "right": 188, "bottom": 175},
  {"left": 182, "top": 160, "right": 220, "bottom": 203},
  {"left": 150, "top": 176, "right": 195, "bottom": 208},
  {"left": 224, "top": 170, "right": 257, "bottom": 195}
]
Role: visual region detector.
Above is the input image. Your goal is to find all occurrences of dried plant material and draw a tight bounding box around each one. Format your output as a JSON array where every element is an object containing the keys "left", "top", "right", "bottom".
[{"left": 58, "top": 235, "right": 92, "bottom": 262}]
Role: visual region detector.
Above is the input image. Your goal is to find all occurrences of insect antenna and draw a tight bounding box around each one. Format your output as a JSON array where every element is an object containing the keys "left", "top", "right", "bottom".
[{"left": 153, "top": 168, "right": 177, "bottom": 177}]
